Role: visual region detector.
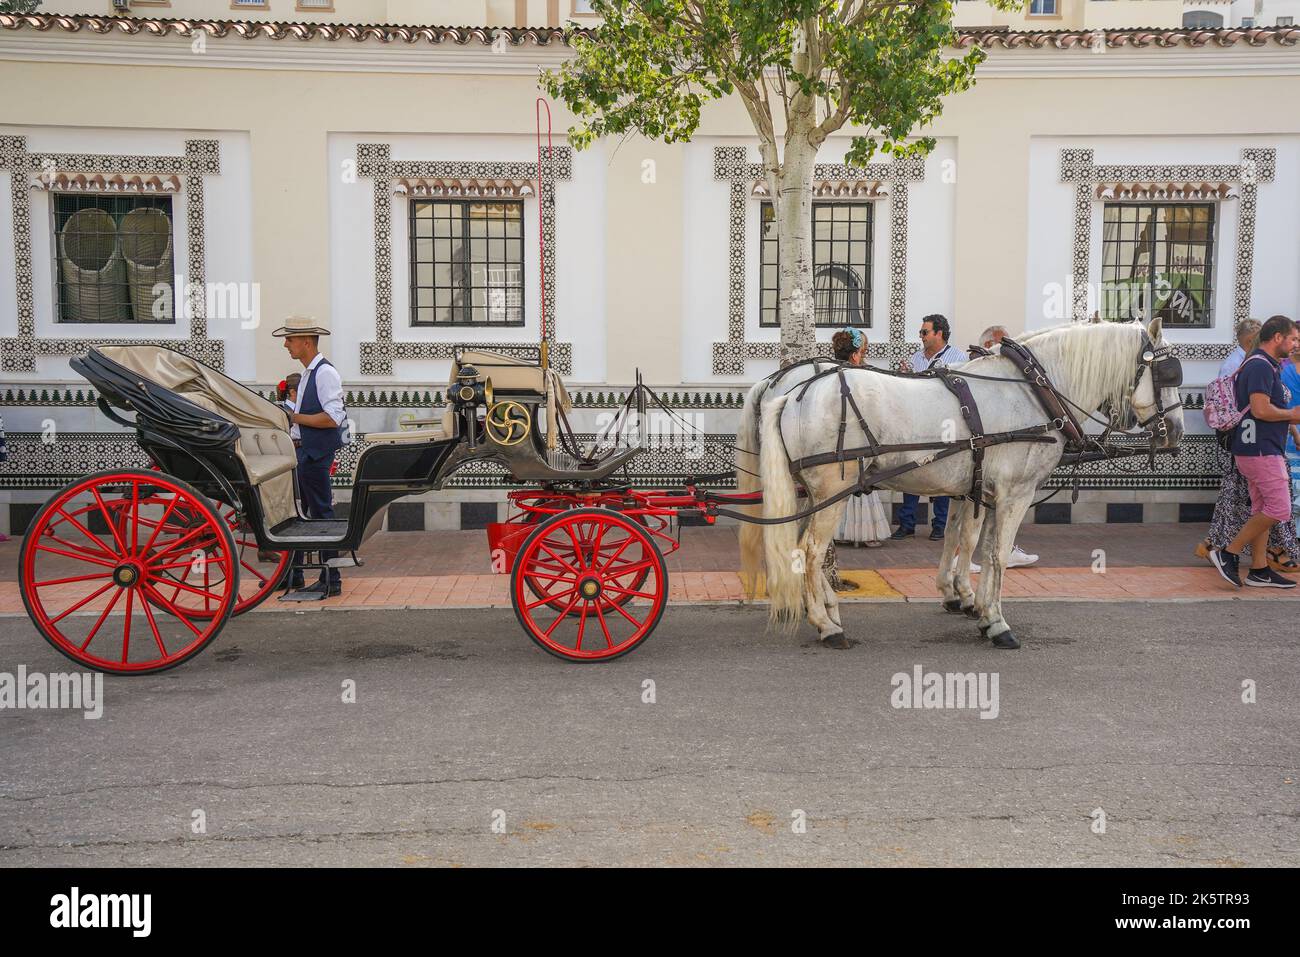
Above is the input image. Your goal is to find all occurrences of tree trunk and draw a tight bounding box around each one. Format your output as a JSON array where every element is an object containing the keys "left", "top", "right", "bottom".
[{"left": 775, "top": 140, "right": 817, "bottom": 368}]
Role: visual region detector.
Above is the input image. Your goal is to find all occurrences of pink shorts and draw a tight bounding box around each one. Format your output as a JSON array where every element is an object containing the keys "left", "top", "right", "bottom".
[{"left": 1235, "top": 454, "right": 1293, "bottom": 521}]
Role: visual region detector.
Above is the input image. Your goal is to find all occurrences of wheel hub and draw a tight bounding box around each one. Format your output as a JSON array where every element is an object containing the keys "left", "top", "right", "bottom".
[
  {"left": 112, "top": 561, "right": 144, "bottom": 588},
  {"left": 578, "top": 576, "right": 602, "bottom": 601}
]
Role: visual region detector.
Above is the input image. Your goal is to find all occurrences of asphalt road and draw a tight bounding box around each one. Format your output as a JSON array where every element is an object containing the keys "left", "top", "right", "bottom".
[{"left": 0, "top": 602, "right": 1296, "bottom": 867}]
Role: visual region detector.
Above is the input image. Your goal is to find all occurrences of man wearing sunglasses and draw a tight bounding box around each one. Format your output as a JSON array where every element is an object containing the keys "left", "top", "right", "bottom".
[{"left": 891, "top": 314, "right": 966, "bottom": 541}]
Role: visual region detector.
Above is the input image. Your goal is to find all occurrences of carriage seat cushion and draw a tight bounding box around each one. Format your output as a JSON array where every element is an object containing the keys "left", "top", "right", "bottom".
[
  {"left": 366, "top": 406, "right": 455, "bottom": 444},
  {"left": 179, "top": 391, "right": 297, "bottom": 485}
]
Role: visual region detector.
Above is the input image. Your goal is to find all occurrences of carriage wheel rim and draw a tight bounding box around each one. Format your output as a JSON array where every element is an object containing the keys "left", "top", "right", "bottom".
[
  {"left": 512, "top": 510, "right": 666, "bottom": 661},
  {"left": 21, "top": 471, "right": 237, "bottom": 673}
]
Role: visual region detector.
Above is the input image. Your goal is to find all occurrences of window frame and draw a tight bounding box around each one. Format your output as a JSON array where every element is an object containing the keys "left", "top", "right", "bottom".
[
  {"left": 758, "top": 200, "right": 874, "bottom": 330},
  {"left": 1028, "top": 0, "right": 1059, "bottom": 16},
  {"left": 51, "top": 191, "right": 177, "bottom": 326},
  {"left": 408, "top": 197, "right": 526, "bottom": 329},
  {"left": 1099, "top": 201, "right": 1218, "bottom": 330}
]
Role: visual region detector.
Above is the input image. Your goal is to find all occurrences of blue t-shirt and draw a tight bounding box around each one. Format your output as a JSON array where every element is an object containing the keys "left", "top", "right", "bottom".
[
  {"left": 1282, "top": 359, "right": 1300, "bottom": 457},
  {"left": 1231, "top": 350, "right": 1288, "bottom": 456}
]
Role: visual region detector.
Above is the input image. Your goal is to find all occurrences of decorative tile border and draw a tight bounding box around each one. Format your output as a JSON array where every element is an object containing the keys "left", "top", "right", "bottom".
[
  {"left": 0, "top": 137, "right": 224, "bottom": 372},
  {"left": 711, "top": 147, "right": 925, "bottom": 375},
  {"left": 355, "top": 142, "right": 573, "bottom": 376},
  {"left": 0, "top": 429, "right": 1225, "bottom": 493},
  {"left": 1060, "top": 147, "right": 1275, "bottom": 362}
]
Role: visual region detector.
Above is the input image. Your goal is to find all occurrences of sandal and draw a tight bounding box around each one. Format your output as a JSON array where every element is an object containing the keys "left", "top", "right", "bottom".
[
  {"left": 1193, "top": 539, "right": 1210, "bottom": 560},
  {"left": 1267, "top": 546, "right": 1300, "bottom": 574}
]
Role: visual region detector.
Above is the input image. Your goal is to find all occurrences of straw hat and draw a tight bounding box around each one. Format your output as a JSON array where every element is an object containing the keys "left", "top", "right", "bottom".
[{"left": 272, "top": 314, "right": 331, "bottom": 337}]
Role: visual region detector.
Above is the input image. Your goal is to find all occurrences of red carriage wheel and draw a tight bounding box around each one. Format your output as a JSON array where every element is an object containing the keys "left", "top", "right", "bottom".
[
  {"left": 511, "top": 507, "right": 667, "bottom": 662},
  {"left": 20, "top": 469, "right": 239, "bottom": 675},
  {"left": 519, "top": 506, "right": 650, "bottom": 616}
]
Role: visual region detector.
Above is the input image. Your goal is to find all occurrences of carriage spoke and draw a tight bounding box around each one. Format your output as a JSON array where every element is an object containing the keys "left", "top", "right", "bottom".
[
  {"left": 597, "top": 536, "right": 634, "bottom": 575},
  {"left": 91, "top": 487, "right": 129, "bottom": 555},
  {"left": 53, "top": 507, "right": 118, "bottom": 559},
  {"left": 49, "top": 581, "right": 117, "bottom": 624},
  {"left": 592, "top": 598, "right": 614, "bottom": 649},
  {"left": 35, "top": 571, "right": 114, "bottom": 588},
  {"left": 604, "top": 595, "right": 645, "bottom": 628},
  {"left": 600, "top": 583, "right": 658, "bottom": 601},
  {"left": 538, "top": 542, "right": 579, "bottom": 575},
  {"left": 240, "top": 558, "right": 269, "bottom": 584},
  {"left": 139, "top": 592, "right": 168, "bottom": 658},
  {"left": 139, "top": 494, "right": 181, "bottom": 555},
  {"left": 121, "top": 588, "right": 133, "bottom": 664},
  {"left": 80, "top": 586, "right": 124, "bottom": 651},
  {"left": 142, "top": 585, "right": 205, "bottom": 637},
  {"left": 130, "top": 482, "right": 140, "bottom": 554},
  {"left": 34, "top": 542, "right": 120, "bottom": 568},
  {"left": 575, "top": 602, "right": 589, "bottom": 650},
  {"left": 149, "top": 572, "right": 226, "bottom": 603},
  {"left": 527, "top": 586, "right": 576, "bottom": 611},
  {"left": 543, "top": 593, "right": 581, "bottom": 638}
]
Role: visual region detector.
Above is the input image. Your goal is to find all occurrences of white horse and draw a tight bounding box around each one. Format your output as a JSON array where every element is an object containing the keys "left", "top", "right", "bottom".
[{"left": 746, "top": 319, "right": 1184, "bottom": 650}]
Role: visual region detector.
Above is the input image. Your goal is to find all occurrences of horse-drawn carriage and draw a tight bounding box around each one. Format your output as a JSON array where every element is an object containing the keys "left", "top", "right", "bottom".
[
  {"left": 19, "top": 319, "right": 1184, "bottom": 674},
  {"left": 19, "top": 343, "right": 755, "bottom": 672}
]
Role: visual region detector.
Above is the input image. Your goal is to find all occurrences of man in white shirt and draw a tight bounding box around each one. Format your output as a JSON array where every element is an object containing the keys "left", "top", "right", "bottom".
[
  {"left": 892, "top": 314, "right": 965, "bottom": 540},
  {"left": 1218, "top": 318, "right": 1262, "bottom": 380},
  {"left": 273, "top": 315, "right": 348, "bottom": 597}
]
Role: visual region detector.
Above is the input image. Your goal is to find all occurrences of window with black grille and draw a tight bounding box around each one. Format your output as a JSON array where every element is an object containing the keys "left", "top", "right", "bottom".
[
  {"left": 759, "top": 201, "right": 873, "bottom": 328},
  {"left": 1100, "top": 203, "right": 1215, "bottom": 329},
  {"left": 53, "top": 193, "right": 175, "bottom": 324},
  {"left": 410, "top": 199, "right": 525, "bottom": 327}
]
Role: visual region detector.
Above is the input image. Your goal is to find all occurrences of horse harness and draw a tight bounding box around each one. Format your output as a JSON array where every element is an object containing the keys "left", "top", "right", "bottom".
[{"left": 773, "top": 333, "right": 1182, "bottom": 519}]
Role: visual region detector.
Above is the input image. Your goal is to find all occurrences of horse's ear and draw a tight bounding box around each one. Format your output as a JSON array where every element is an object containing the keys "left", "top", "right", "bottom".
[{"left": 1147, "top": 316, "right": 1164, "bottom": 341}]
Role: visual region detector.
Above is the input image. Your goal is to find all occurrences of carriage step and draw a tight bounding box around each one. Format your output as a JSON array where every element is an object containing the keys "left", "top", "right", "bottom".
[
  {"left": 325, "top": 554, "right": 362, "bottom": 568},
  {"left": 277, "top": 587, "right": 328, "bottom": 602}
]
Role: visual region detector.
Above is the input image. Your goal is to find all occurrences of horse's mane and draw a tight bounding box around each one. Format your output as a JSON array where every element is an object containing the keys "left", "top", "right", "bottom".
[{"left": 1015, "top": 321, "right": 1144, "bottom": 412}]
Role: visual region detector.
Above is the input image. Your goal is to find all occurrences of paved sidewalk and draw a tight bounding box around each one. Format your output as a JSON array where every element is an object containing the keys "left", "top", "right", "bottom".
[{"left": 3, "top": 522, "right": 1298, "bottom": 614}]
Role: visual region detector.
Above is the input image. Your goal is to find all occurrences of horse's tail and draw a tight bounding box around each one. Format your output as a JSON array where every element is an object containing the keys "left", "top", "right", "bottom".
[
  {"left": 736, "top": 381, "right": 766, "bottom": 599},
  {"left": 759, "top": 393, "right": 804, "bottom": 630}
]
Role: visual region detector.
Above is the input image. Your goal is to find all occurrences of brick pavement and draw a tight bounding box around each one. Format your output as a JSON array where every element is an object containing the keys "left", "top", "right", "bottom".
[{"left": 3, "top": 522, "right": 1299, "bottom": 615}]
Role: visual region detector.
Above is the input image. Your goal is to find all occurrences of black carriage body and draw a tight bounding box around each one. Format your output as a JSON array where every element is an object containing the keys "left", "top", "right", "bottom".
[{"left": 72, "top": 347, "right": 467, "bottom": 552}]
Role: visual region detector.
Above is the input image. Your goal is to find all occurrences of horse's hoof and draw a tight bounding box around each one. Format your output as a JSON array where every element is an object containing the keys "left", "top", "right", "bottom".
[
  {"left": 942, "top": 599, "right": 964, "bottom": 614},
  {"left": 822, "top": 632, "right": 852, "bottom": 650},
  {"left": 962, "top": 605, "right": 980, "bottom": 620},
  {"left": 990, "top": 630, "right": 1020, "bottom": 650}
]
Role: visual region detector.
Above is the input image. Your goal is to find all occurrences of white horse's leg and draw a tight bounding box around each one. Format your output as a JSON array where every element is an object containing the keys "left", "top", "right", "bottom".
[
  {"left": 975, "top": 492, "right": 1033, "bottom": 650},
  {"left": 800, "top": 515, "right": 850, "bottom": 648},
  {"left": 954, "top": 502, "right": 983, "bottom": 618},
  {"left": 811, "top": 504, "right": 848, "bottom": 637},
  {"left": 937, "top": 498, "right": 967, "bottom": 611}
]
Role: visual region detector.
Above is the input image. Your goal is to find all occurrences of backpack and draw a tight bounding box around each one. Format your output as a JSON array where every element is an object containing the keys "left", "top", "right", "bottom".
[{"left": 1204, "top": 354, "right": 1270, "bottom": 432}]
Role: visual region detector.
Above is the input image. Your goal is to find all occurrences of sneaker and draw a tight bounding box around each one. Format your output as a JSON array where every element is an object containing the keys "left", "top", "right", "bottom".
[
  {"left": 929, "top": 528, "right": 945, "bottom": 541},
  {"left": 1244, "top": 567, "right": 1297, "bottom": 588},
  {"left": 1007, "top": 545, "right": 1039, "bottom": 568},
  {"left": 1209, "top": 548, "right": 1242, "bottom": 587},
  {"left": 969, "top": 545, "right": 1039, "bottom": 574},
  {"left": 890, "top": 526, "right": 915, "bottom": 540}
]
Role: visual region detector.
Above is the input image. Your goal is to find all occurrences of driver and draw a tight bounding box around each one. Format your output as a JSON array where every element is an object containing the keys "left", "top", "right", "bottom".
[{"left": 274, "top": 315, "right": 347, "bottom": 598}]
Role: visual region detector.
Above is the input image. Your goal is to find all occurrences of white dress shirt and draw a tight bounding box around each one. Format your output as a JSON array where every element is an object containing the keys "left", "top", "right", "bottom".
[
  {"left": 909, "top": 343, "right": 965, "bottom": 372},
  {"left": 291, "top": 353, "right": 346, "bottom": 440},
  {"left": 1217, "top": 345, "right": 1246, "bottom": 381}
]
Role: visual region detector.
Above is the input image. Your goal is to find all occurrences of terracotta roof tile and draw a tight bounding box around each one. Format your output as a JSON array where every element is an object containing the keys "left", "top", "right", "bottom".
[{"left": 0, "top": 13, "right": 1296, "bottom": 50}]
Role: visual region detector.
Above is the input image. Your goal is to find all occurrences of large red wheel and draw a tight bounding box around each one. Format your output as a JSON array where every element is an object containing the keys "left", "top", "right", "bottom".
[
  {"left": 143, "top": 502, "right": 290, "bottom": 618},
  {"left": 20, "top": 469, "right": 239, "bottom": 675},
  {"left": 518, "top": 506, "right": 650, "bottom": 616},
  {"left": 511, "top": 507, "right": 667, "bottom": 662}
]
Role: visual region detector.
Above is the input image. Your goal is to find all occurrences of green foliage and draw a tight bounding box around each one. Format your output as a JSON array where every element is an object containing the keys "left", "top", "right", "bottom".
[
  {"left": 0, "top": 0, "right": 42, "bottom": 14},
  {"left": 542, "top": 1, "right": 1018, "bottom": 163}
]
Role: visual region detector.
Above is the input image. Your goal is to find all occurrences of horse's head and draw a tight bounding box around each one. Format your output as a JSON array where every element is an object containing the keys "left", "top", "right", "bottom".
[{"left": 1123, "top": 317, "right": 1184, "bottom": 450}]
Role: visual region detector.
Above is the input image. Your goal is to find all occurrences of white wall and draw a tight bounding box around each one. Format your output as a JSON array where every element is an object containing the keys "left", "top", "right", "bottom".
[{"left": 326, "top": 132, "right": 607, "bottom": 385}]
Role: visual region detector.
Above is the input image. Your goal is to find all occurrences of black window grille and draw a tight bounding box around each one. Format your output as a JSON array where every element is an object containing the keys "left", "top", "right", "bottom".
[
  {"left": 759, "top": 201, "right": 873, "bottom": 328},
  {"left": 1100, "top": 203, "right": 1215, "bottom": 329},
  {"left": 410, "top": 199, "right": 525, "bottom": 327},
  {"left": 53, "top": 193, "right": 175, "bottom": 324}
]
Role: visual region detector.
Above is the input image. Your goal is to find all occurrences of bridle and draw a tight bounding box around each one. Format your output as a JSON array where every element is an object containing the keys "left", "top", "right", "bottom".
[{"left": 1121, "top": 329, "right": 1184, "bottom": 446}]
